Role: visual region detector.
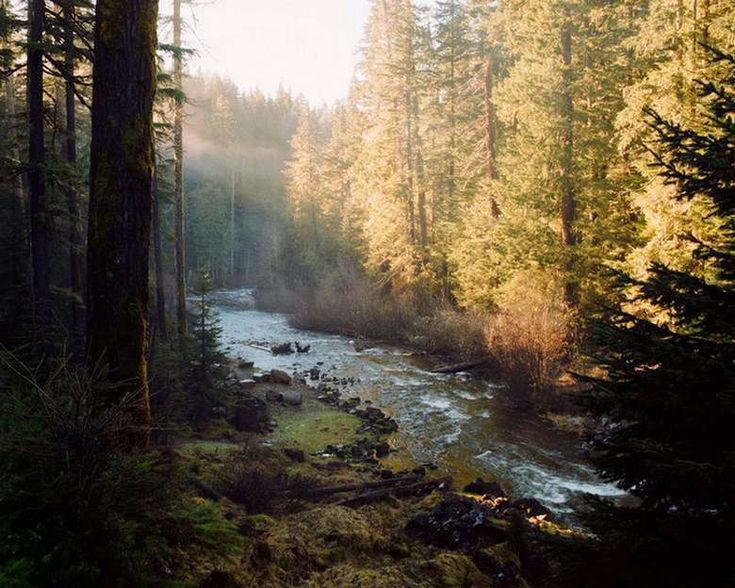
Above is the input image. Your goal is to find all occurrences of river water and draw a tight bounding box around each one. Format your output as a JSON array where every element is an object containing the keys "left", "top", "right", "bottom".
[{"left": 215, "top": 289, "right": 625, "bottom": 521}]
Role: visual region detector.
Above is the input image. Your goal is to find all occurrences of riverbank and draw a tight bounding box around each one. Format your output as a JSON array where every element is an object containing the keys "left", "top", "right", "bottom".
[
  {"left": 253, "top": 283, "right": 578, "bottom": 414},
  {"left": 213, "top": 289, "right": 626, "bottom": 517},
  {"left": 177, "top": 356, "right": 582, "bottom": 587}
]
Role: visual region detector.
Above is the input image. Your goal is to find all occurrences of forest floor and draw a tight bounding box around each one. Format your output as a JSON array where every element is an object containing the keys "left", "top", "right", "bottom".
[{"left": 175, "top": 358, "right": 583, "bottom": 587}]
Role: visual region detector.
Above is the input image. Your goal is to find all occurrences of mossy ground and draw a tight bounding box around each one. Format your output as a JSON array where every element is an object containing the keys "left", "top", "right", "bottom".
[{"left": 269, "top": 395, "right": 363, "bottom": 454}]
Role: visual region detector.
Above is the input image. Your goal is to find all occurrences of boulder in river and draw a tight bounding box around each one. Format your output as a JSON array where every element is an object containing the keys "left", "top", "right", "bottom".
[
  {"left": 270, "top": 369, "right": 293, "bottom": 385},
  {"left": 271, "top": 342, "right": 294, "bottom": 355}
]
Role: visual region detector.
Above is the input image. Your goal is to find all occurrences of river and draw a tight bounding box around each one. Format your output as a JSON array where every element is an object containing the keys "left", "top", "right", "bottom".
[{"left": 214, "top": 289, "right": 625, "bottom": 522}]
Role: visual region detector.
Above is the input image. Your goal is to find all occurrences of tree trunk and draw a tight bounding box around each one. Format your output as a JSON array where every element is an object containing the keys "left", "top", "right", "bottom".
[
  {"left": 152, "top": 161, "right": 167, "bottom": 340},
  {"left": 483, "top": 49, "right": 501, "bottom": 219},
  {"left": 27, "top": 0, "right": 51, "bottom": 332},
  {"left": 230, "top": 166, "right": 236, "bottom": 280},
  {"left": 560, "top": 14, "right": 578, "bottom": 307},
  {"left": 86, "top": 0, "right": 159, "bottom": 428},
  {"left": 173, "top": 0, "right": 187, "bottom": 339},
  {"left": 63, "top": 1, "right": 83, "bottom": 347}
]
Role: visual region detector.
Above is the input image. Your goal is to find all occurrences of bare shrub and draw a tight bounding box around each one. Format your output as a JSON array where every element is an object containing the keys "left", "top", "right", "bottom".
[
  {"left": 291, "top": 264, "right": 415, "bottom": 340},
  {"left": 484, "top": 271, "right": 571, "bottom": 402},
  {"left": 410, "top": 308, "right": 488, "bottom": 359}
]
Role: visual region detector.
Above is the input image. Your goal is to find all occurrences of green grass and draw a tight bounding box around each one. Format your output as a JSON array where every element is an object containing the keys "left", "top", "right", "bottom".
[
  {"left": 271, "top": 399, "right": 362, "bottom": 454},
  {"left": 178, "top": 440, "right": 240, "bottom": 456}
]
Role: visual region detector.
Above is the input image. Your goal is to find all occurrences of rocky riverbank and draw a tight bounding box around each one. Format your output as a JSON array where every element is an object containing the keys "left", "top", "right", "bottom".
[{"left": 176, "top": 354, "right": 582, "bottom": 587}]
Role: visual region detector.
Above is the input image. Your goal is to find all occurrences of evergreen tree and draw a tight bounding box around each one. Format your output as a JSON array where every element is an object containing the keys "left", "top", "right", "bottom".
[
  {"left": 587, "top": 46, "right": 735, "bottom": 521},
  {"left": 190, "top": 268, "right": 223, "bottom": 377}
]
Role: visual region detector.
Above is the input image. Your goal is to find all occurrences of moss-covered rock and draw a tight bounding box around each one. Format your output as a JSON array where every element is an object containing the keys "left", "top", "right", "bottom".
[{"left": 428, "top": 553, "right": 492, "bottom": 587}]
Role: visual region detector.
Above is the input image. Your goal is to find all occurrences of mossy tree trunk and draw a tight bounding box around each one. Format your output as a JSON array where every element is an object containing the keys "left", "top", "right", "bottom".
[
  {"left": 27, "top": 0, "right": 51, "bottom": 332},
  {"left": 86, "top": 0, "right": 159, "bottom": 427}
]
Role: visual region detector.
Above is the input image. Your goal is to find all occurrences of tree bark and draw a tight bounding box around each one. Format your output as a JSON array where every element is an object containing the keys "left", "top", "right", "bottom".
[
  {"left": 152, "top": 161, "right": 167, "bottom": 340},
  {"left": 230, "top": 166, "right": 236, "bottom": 280},
  {"left": 560, "top": 14, "right": 578, "bottom": 307},
  {"left": 86, "top": 0, "right": 159, "bottom": 428},
  {"left": 63, "top": 1, "right": 83, "bottom": 346},
  {"left": 173, "top": 0, "right": 187, "bottom": 339},
  {"left": 483, "top": 49, "right": 501, "bottom": 218},
  {"left": 27, "top": 0, "right": 51, "bottom": 331}
]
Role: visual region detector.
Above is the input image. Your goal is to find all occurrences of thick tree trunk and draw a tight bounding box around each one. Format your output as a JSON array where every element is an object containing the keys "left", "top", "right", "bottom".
[
  {"left": 152, "top": 163, "right": 167, "bottom": 340},
  {"left": 63, "top": 2, "right": 83, "bottom": 346},
  {"left": 483, "top": 50, "right": 501, "bottom": 219},
  {"left": 86, "top": 0, "right": 159, "bottom": 427},
  {"left": 27, "top": 0, "right": 51, "bottom": 331},
  {"left": 560, "top": 14, "right": 578, "bottom": 307},
  {"left": 173, "top": 0, "right": 187, "bottom": 339}
]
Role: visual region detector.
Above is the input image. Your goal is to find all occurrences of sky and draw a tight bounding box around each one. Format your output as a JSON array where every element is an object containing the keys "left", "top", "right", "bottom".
[{"left": 180, "top": 0, "right": 373, "bottom": 106}]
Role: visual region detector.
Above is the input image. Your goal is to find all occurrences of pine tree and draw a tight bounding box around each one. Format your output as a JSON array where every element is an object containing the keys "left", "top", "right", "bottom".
[
  {"left": 190, "top": 268, "right": 223, "bottom": 377},
  {"left": 587, "top": 47, "right": 735, "bottom": 519}
]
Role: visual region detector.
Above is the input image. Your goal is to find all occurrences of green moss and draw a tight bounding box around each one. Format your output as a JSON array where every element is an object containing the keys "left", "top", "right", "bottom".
[
  {"left": 428, "top": 553, "right": 492, "bottom": 588},
  {"left": 179, "top": 440, "right": 240, "bottom": 456},
  {"left": 270, "top": 400, "right": 362, "bottom": 454}
]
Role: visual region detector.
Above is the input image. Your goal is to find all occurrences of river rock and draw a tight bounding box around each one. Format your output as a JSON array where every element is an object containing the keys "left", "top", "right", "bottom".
[
  {"left": 271, "top": 342, "right": 294, "bottom": 355},
  {"left": 270, "top": 369, "right": 293, "bottom": 385},
  {"left": 374, "top": 441, "right": 391, "bottom": 458},
  {"left": 508, "top": 498, "right": 554, "bottom": 521},
  {"left": 266, "top": 389, "right": 303, "bottom": 406},
  {"left": 239, "top": 379, "right": 257, "bottom": 390},
  {"left": 282, "top": 390, "right": 303, "bottom": 406},
  {"left": 406, "top": 494, "right": 507, "bottom": 549},
  {"left": 464, "top": 478, "right": 507, "bottom": 499},
  {"left": 266, "top": 390, "right": 283, "bottom": 403}
]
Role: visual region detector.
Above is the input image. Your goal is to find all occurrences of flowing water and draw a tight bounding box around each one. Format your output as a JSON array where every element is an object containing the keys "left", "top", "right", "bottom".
[{"left": 215, "top": 289, "right": 625, "bottom": 521}]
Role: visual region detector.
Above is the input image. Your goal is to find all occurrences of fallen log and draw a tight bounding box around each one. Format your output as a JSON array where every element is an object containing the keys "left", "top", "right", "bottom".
[
  {"left": 305, "top": 474, "right": 422, "bottom": 498},
  {"left": 247, "top": 343, "right": 272, "bottom": 353},
  {"left": 431, "top": 358, "right": 490, "bottom": 374},
  {"left": 338, "top": 476, "right": 453, "bottom": 507}
]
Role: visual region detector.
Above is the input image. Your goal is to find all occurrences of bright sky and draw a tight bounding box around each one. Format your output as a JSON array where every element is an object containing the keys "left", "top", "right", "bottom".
[{"left": 180, "top": 0, "right": 373, "bottom": 106}]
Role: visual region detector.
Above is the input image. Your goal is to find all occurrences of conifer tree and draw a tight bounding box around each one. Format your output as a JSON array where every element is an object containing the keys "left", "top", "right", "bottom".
[
  {"left": 86, "top": 0, "right": 159, "bottom": 426},
  {"left": 587, "top": 47, "right": 735, "bottom": 518},
  {"left": 190, "top": 268, "right": 223, "bottom": 377}
]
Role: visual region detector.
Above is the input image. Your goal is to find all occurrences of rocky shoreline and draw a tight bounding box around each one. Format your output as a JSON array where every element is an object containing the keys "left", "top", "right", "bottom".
[{"left": 183, "top": 351, "right": 580, "bottom": 586}]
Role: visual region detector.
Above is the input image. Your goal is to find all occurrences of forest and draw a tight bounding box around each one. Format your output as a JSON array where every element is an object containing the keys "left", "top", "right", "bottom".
[{"left": 0, "top": 0, "right": 733, "bottom": 586}]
